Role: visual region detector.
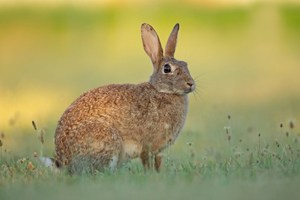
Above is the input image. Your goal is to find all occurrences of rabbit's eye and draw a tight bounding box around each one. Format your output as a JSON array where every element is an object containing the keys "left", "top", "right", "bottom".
[{"left": 163, "top": 64, "right": 172, "bottom": 74}]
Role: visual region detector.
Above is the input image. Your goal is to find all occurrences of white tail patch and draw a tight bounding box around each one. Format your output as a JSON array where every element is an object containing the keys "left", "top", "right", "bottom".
[
  {"left": 39, "top": 157, "right": 59, "bottom": 173},
  {"left": 39, "top": 157, "right": 54, "bottom": 168}
]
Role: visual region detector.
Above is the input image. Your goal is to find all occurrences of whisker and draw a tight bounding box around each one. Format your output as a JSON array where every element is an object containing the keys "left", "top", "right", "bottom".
[
  {"left": 191, "top": 72, "right": 207, "bottom": 101},
  {"left": 192, "top": 85, "right": 202, "bottom": 101},
  {"left": 192, "top": 90, "right": 198, "bottom": 101},
  {"left": 193, "top": 72, "right": 207, "bottom": 82}
]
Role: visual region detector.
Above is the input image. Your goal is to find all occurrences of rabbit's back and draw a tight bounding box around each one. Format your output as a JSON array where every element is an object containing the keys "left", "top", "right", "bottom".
[{"left": 55, "top": 82, "right": 188, "bottom": 167}]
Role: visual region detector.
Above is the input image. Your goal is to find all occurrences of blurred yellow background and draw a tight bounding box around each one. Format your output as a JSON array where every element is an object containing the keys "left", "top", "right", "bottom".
[{"left": 0, "top": 0, "right": 299, "bottom": 155}]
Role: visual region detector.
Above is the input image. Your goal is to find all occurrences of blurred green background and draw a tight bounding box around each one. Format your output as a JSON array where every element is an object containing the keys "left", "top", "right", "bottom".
[{"left": 0, "top": 0, "right": 300, "bottom": 158}]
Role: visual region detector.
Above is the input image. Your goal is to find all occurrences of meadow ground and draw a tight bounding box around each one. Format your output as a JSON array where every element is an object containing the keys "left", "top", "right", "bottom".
[{"left": 1, "top": 3, "right": 300, "bottom": 200}]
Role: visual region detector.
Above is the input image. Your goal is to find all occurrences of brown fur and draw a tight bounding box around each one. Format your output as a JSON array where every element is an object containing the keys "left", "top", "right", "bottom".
[{"left": 55, "top": 23, "right": 195, "bottom": 173}]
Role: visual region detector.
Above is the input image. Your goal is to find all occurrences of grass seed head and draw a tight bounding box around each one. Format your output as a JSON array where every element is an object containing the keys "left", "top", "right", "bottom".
[
  {"left": 224, "top": 126, "right": 230, "bottom": 134},
  {"left": 227, "top": 135, "right": 231, "bottom": 141},
  {"left": 289, "top": 121, "right": 294, "bottom": 130},
  {"left": 27, "top": 162, "right": 34, "bottom": 171},
  {"left": 38, "top": 129, "right": 45, "bottom": 144},
  {"left": 32, "top": 120, "right": 37, "bottom": 130},
  {"left": 187, "top": 142, "right": 192, "bottom": 146},
  {"left": 280, "top": 123, "right": 283, "bottom": 128},
  {"left": 18, "top": 158, "right": 26, "bottom": 164},
  {"left": 227, "top": 114, "right": 231, "bottom": 120},
  {"left": 275, "top": 140, "right": 280, "bottom": 148}
]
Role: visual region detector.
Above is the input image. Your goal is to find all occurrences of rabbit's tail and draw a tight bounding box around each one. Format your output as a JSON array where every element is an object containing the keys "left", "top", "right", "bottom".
[{"left": 39, "top": 156, "right": 62, "bottom": 170}]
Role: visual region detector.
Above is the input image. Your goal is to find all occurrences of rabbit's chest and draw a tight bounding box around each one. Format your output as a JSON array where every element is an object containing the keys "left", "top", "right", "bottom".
[{"left": 146, "top": 96, "right": 188, "bottom": 152}]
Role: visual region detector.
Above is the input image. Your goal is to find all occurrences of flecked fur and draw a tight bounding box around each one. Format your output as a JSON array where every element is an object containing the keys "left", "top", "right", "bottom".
[{"left": 55, "top": 23, "right": 195, "bottom": 173}]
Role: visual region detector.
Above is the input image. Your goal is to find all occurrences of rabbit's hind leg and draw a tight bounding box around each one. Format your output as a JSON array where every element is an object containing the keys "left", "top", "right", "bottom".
[
  {"left": 67, "top": 122, "right": 123, "bottom": 174},
  {"left": 140, "top": 151, "right": 163, "bottom": 172}
]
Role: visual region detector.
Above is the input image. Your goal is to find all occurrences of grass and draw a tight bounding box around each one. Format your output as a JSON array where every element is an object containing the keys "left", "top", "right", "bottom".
[
  {"left": 1, "top": 3, "right": 300, "bottom": 200},
  {"left": 0, "top": 114, "right": 300, "bottom": 200}
]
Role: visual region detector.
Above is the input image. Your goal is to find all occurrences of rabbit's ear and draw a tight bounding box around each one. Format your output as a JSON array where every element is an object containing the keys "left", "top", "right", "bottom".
[
  {"left": 141, "top": 23, "right": 163, "bottom": 66},
  {"left": 165, "top": 23, "right": 179, "bottom": 58}
]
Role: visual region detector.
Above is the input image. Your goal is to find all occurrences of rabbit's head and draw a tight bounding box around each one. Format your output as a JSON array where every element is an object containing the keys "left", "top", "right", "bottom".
[{"left": 141, "top": 23, "right": 195, "bottom": 95}]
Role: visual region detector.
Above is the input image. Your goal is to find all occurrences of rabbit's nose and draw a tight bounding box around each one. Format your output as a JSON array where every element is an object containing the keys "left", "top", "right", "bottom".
[
  {"left": 186, "top": 81, "right": 195, "bottom": 92},
  {"left": 186, "top": 82, "right": 194, "bottom": 87}
]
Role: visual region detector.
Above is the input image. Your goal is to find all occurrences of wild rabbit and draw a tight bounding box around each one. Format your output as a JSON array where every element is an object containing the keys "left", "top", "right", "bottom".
[{"left": 54, "top": 23, "right": 195, "bottom": 173}]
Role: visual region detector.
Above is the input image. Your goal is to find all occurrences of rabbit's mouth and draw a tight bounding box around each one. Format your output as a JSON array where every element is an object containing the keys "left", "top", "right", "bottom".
[
  {"left": 183, "top": 86, "right": 195, "bottom": 94},
  {"left": 172, "top": 85, "right": 195, "bottom": 95},
  {"left": 183, "top": 81, "right": 195, "bottom": 94}
]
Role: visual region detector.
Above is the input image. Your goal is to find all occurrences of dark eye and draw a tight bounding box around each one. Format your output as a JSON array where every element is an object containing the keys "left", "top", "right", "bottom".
[{"left": 163, "top": 64, "right": 171, "bottom": 73}]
